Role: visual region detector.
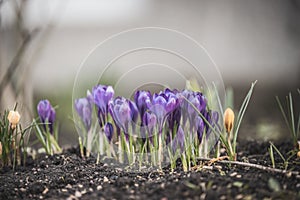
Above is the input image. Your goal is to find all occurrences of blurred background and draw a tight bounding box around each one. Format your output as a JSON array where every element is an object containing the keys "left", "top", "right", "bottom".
[{"left": 0, "top": 0, "right": 299, "bottom": 146}]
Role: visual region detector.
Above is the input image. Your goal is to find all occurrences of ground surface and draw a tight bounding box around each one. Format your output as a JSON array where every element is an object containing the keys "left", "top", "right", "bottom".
[{"left": 1, "top": 141, "right": 300, "bottom": 200}]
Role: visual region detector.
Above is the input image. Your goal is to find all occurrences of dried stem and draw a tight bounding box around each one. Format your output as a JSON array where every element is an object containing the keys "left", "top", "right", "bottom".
[{"left": 194, "top": 158, "right": 299, "bottom": 175}]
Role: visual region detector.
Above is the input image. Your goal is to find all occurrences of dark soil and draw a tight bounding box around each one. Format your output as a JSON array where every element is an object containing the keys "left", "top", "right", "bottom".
[{"left": 1, "top": 140, "right": 300, "bottom": 200}]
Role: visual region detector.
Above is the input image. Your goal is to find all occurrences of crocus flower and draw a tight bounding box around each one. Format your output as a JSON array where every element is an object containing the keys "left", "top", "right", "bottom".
[
  {"left": 142, "top": 111, "right": 157, "bottom": 139},
  {"left": 187, "top": 91, "right": 206, "bottom": 123},
  {"left": 129, "top": 100, "right": 139, "bottom": 124},
  {"left": 37, "top": 100, "right": 56, "bottom": 133},
  {"left": 7, "top": 110, "right": 21, "bottom": 129},
  {"left": 75, "top": 97, "right": 92, "bottom": 131},
  {"left": 195, "top": 116, "right": 205, "bottom": 142},
  {"left": 104, "top": 122, "right": 114, "bottom": 142},
  {"left": 109, "top": 97, "right": 132, "bottom": 135},
  {"left": 205, "top": 111, "right": 220, "bottom": 136},
  {"left": 134, "top": 90, "right": 152, "bottom": 121},
  {"left": 93, "top": 85, "right": 114, "bottom": 125},
  {"left": 150, "top": 90, "right": 179, "bottom": 133}
]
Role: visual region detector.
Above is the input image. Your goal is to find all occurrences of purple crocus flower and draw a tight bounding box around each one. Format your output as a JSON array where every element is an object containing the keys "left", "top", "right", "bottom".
[
  {"left": 142, "top": 111, "right": 157, "bottom": 139},
  {"left": 187, "top": 92, "right": 206, "bottom": 121},
  {"left": 75, "top": 97, "right": 92, "bottom": 131},
  {"left": 129, "top": 100, "right": 139, "bottom": 124},
  {"left": 178, "top": 89, "right": 192, "bottom": 125},
  {"left": 109, "top": 97, "right": 132, "bottom": 135},
  {"left": 104, "top": 122, "right": 114, "bottom": 142},
  {"left": 195, "top": 116, "right": 205, "bottom": 142},
  {"left": 206, "top": 111, "right": 220, "bottom": 135},
  {"left": 134, "top": 90, "right": 152, "bottom": 121},
  {"left": 150, "top": 90, "right": 179, "bottom": 133},
  {"left": 37, "top": 99, "right": 56, "bottom": 134},
  {"left": 93, "top": 85, "right": 114, "bottom": 126}
]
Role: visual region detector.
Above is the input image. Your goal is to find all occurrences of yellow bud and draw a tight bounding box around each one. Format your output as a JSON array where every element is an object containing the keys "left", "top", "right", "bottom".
[
  {"left": 0, "top": 142, "right": 2, "bottom": 156},
  {"left": 224, "top": 108, "right": 235, "bottom": 134},
  {"left": 7, "top": 110, "right": 21, "bottom": 129},
  {"left": 297, "top": 151, "right": 300, "bottom": 158}
]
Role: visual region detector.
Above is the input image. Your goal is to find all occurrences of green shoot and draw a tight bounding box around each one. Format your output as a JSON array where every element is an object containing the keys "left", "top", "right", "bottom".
[
  {"left": 268, "top": 144, "right": 275, "bottom": 168},
  {"left": 276, "top": 91, "right": 300, "bottom": 147}
]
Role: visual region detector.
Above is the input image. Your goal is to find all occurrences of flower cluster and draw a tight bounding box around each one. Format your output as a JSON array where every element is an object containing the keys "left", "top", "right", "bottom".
[{"left": 75, "top": 84, "right": 220, "bottom": 169}]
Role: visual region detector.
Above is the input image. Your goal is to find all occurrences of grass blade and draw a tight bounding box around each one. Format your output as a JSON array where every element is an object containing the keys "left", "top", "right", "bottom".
[
  {"left": 233, "top": 80, "right": 257, "bottom": 152},
  {"left": 269, "top": 142, "right": 286, "bottom": 163},
  {"left": 269, "top": 144, "right": 275, "bottom": 168},
  {"left": 288, "top": 93, "right": 296, "bottom": 140}
]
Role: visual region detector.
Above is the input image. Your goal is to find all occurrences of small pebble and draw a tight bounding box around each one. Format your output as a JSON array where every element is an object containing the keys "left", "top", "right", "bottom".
[
  {"left": 236, "top": 175, "right": 242, "bottom": 178},
  {"left": 42, "top": 187, "right": 49, "bottom": 195},
  {"left": 230, "top": 172, "right": 237, "bottom": 177},
  {"left": 66, "top": 184, "right": 72, "bottom": 189},
  {"left": 20, "top": 188, "right": 26, "bottom": 192},
  {"left": 97, "top": 185, "right": 102, "bottom": 190},
  {"left": 75, "top": 191, "right": 82, "bottom": 198},
  {"left": 66, "top": 195, "right": 78, "bottom": 200},
  {"left": 103, "top": 176, "right": 109, "bottom": 183},
  {"left": 62, "top": 189, "right": 68, "bottom": 192},
  {"left": 78, "top": 184, "right": 83, "bottom": 188},
  {"left": 81, "top": 189, "right": 87, "bottom": 195},
  {"left": 220, "top": 195, "right": 226, "bottom": 200},
  {"left": 236, "top": 194, "right": 243, "bottom": 200}
]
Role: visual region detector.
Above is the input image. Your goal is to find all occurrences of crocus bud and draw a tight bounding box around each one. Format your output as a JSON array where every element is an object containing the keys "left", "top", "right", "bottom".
[
  {"left": 224, "top": 108, "right": 234, "bottom": 134},
  {"left": 7, "top": 110, "right": 21, "bottom": 129},
  {"left": 75, "top": 97, "right": 92, "bottom": 131},
  {"left": 104, "top": 122, "right": 114, "bottom": 142},
  {"left": 143, "top": 111, "right": 157, "bottom": 136},
  {"left": 134, "top": 90, "right": 152, "bottom": 119}
]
